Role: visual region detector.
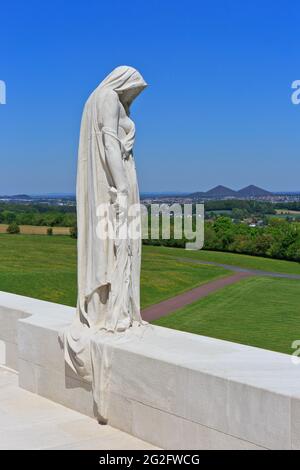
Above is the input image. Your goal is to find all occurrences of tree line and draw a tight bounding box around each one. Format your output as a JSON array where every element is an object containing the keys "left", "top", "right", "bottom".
[
  {"left": 0, "top": 203, "right": 76, "bottom": 227},
  {"left": 2, "top": 201, "right": 300, "bottom": 262},
  {"left": 143, "top": 216, "right": 300, "bottom": 262},
  {"left": 203, "top": 199, "right": 276, "bottom": 215}
]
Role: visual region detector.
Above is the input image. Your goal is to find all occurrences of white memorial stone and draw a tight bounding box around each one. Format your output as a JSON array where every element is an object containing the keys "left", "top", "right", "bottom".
[{"left": 60, "top": 66, "right": 148, "bottom": 420}]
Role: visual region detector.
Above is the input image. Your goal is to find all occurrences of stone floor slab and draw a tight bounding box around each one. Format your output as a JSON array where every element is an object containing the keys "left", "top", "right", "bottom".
[{"left": 0, "top": 367, "right": 157, "bottom": 450}]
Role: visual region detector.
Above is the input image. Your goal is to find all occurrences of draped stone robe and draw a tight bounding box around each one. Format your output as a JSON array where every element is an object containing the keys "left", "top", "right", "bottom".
[{"left": 62, "top": 67, "right": 147, "bottom": 388}]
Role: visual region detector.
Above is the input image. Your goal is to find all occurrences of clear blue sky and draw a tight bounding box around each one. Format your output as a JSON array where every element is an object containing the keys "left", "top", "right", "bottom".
[{"left": 0, "top": 0, "right": 299, "bottom": 194}]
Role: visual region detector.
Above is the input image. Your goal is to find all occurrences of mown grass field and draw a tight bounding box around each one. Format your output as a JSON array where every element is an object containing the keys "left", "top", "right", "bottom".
[
  {"left": 0, "top": 224, "right": 70, "bottom": 235},
  {"left": 0, "top": 234, "right": 229, "bottom": 308},
  {"left": 153, "top": 276, "right": 300, "bottom": 355},
  {"left": 0, "top": 234, "right": 299, "bottom": 354},
  {"left": 143, "top": 245, "right": 300, "bottom": 275},
  {"left": 276, "top": 209, "right": 300, "bottom": 215}
]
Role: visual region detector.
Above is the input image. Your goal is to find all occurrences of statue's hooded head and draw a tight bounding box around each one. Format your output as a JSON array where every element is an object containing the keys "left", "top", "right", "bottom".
[{"left": 99, "top": 65, "right": 147, "bottom": 111}]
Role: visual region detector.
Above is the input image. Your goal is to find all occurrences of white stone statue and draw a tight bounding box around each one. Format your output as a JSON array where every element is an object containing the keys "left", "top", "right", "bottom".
[{"left": 62, "top": 66, "right": 147, "bottom": 384}]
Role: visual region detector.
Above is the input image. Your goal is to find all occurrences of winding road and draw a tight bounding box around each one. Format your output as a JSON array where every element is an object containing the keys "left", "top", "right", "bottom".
[{"left": 175, "top": 257, "right": 300, "bottom": 280}]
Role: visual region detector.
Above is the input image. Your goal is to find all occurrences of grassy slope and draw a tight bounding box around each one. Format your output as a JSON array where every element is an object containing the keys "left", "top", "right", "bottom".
[
  {"left": 141, "top": 251, "right": 229, "bottom": 308},
  {"left": 0, "top": 234, "right": 77, "bottom": 305},
  {"left": 143, "top": 245, "right": 300, "bottom": 275},
  {"left": 153, "top": 276, "right": 300, "bottom": 354},
  {"left": 0, "top": 234, "right": 229, "bottom": 308}
]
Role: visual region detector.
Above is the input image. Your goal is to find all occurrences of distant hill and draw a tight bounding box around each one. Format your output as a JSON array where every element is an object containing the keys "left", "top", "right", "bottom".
[
  {"left": 187, "top": 191, "right": 206, "bottom": 199},
  {"left": 237, "top": 185, "right": 272, "bottom": 197},
  {"left": 205, "top": 185, "right": 238, "bottom": 198},
  {"left": 0, "top": 194, "right": 32, "bottom": 200},
  {"left": 190, "top": 185, "right": 237, "bottom": 199},
  {"left": 189, "top": 184, "right": 273, "bottom": 199}
]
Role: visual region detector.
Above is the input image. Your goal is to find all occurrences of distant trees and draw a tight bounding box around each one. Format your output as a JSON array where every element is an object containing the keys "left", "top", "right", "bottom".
[
  {"left": 144, "top": 215, "right": 300, "bottom": 262},
  {"left": 276, "top": 202, "right": 300, "bottom": 211},
  {"left": 211, "top": 217, "right": 300, "bottom": 261},
  {"left": 1, "top": 210, "right": 16, "bottom": 224},
  {"left": 204, "top": 200, "right": 276, "bottom": 216},
  {"left": 205, "top": 216, "right": 300, "bottom": 261},
  {"left": 0, "top": 202, "right": 76, "bottom": 227}
]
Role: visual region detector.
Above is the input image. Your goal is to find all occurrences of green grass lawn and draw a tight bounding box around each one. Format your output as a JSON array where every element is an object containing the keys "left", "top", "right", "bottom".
[
  {"left": 153, "top": 276, "right": 300, "bottom": 354},
  {"left": 0, "top": 234, "right": 229, "bottom": 308},
  {"left": 1, "top": 234, "right": 299, "bottom": 355},
  {"left": 0, "top": 234, "right": 77, "bottom": 305},
  {"left": 143, "top": 245, "right": 300, "bottom": 275},
  {"left": 141, "top": 252, "right": 229, "bottom": 308}
]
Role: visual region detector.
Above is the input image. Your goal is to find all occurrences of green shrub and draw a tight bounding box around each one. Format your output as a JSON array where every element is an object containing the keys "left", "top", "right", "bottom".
[
  {"left": 7, "top": 222, "right": 20, "bottom": 234},
  {"left": 70, "top": 222, "right": 77, "bottom": 239}
]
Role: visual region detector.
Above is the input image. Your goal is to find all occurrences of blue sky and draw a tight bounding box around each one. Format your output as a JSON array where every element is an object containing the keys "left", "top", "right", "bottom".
[{"left": 0, "top": 0, "right": 299, "bottom": 194}]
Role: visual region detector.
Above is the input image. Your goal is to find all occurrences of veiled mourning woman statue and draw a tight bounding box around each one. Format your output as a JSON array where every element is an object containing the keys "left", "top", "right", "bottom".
[{"left": 63, "top": 66, "right": 147, "bottom": 382}]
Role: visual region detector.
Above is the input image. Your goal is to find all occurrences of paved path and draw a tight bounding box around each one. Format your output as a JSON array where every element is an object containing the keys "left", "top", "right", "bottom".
[
  {"left": 142, "top": 255, "right": 300, "bottom": 322},
  {"left": 142, "top": 272, "right": 251, "bottom": 322},
  {"left": 0, "top": 367, "right": 157, "bottom": 450},
  {"left": 175, "top": 257, "right": 300, "bottom": 280}
]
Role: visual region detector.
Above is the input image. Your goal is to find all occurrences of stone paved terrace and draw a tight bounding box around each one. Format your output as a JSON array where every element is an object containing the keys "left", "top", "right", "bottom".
[{"left": 0, "top": 366, "right": 157, "bottom": 450}]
